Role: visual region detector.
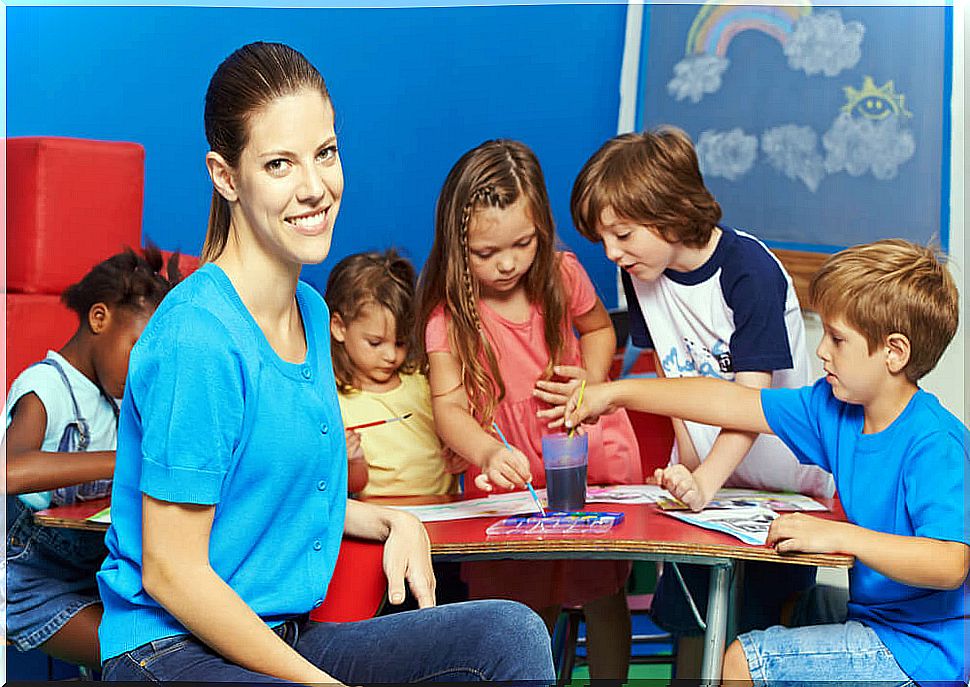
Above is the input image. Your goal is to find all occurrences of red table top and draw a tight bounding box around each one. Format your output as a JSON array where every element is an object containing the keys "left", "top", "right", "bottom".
[{"left": 35, "top": 493, "right": 853, "bottom": 568}]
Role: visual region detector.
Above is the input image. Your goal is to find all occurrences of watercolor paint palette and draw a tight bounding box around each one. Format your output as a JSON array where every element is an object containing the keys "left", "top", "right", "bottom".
[{"left": 485, "top": 511, "right": 625, "bottom": 535}]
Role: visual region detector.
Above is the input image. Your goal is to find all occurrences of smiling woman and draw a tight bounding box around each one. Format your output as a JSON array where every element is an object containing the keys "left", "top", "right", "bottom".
[{"left": 94, "top": 42, "right": 555, "bottom": 685}]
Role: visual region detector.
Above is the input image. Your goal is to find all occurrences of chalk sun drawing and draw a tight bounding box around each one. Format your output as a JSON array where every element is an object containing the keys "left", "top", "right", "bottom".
[{"left": 841, "top": 76, "right": 912, "bottom": 121}]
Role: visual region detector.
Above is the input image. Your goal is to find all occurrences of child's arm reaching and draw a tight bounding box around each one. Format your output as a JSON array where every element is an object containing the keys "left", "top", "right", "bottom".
[
  {"left": 767, "top": 514, "right": 970, "bottom": 590},
  {"left": 534, "top": 298, "right": 614, "bottom": 427},
  {"left": 427, "top": 350, "right": 532, "bottom": 491},
  {"left": 564, "top": 376, "right": 772, "bottom": 436},
  {"left": 4, "top": 393, "right": 115, "bottom": 494},
  {"left": 656, "top": 370, "right": 773, "bottom": 511}
]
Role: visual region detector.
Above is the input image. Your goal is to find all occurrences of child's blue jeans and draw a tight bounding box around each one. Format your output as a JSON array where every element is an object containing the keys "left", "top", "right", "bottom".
[
  {"left": 101, "top": 599, "right": 555, "bottom": 683},
  {"left": 5, "top": 497, "right": 106, "bottom": 651},
  {"left": 738, "top": 620, "right": 914, "bottom": 685}
]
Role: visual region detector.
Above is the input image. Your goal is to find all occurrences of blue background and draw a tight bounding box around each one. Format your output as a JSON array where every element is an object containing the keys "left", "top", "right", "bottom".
[
  {"left": 8, "top": 5, "right": 628, "bottom": 303},
  {"left": 638, "top": 4, "right": 951, "bottom": 252}
]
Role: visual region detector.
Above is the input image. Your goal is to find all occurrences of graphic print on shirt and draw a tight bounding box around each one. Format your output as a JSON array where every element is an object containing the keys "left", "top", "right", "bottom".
[{"left": 661, "top": 336, "right": 733, "bottom": 380}]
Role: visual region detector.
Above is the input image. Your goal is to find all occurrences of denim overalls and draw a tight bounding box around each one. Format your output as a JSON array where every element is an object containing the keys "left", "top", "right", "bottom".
[{"left": 5, "top": 358, "right": 118, "bottom": 650}]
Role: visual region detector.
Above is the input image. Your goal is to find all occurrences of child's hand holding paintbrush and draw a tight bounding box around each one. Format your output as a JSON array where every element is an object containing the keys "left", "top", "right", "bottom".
[
  {"left": 534, "top": 365, "right": 590, "bottom": 430},
  {"left": 472, "top": 423, "right": 533, "bottom": 494},
  {"left": 562, "top": 379, "right": 621, "bottom": 432}
]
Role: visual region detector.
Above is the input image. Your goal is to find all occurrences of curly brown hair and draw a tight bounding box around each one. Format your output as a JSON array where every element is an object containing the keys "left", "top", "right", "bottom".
[{"left": 61, "top": 244, "right": 182, "bottom": 321}]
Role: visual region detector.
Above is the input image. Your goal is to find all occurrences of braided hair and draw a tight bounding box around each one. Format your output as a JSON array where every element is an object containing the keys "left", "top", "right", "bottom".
[{"left": 417, "top": 140, "right": 567, "bottom": 427}]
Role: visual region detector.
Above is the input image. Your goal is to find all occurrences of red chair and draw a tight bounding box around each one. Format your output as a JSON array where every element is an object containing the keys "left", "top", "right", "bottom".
[{"left": 310, "top": 537, "right": 387, "bottom": 622}]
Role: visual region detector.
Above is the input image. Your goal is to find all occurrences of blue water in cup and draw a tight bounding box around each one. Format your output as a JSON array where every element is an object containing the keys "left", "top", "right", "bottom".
[{"left": 542, "top": 433, "right": 589, "bottom": 512}]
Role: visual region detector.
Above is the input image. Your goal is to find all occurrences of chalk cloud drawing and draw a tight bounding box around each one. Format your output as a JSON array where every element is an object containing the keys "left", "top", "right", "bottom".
[
  {"left": 668, "top": 2, "right": 812, "bottom": 104},
  {"left": 667, "top": 54, "right": 729, "bottom": 104},
  {"left": 696, "top": 128, "right": 758, "bottom": 181},
  {"left": 761, "top": 125, "right": 825, "bottom": 192},
  {"left": 665, "top": 4, "right": 915, "bottom": 188},
  {"left": 822, "top": 111, "right": 915, "bottom": 181},
  {"left": 758, "top": 75, "right": 915, "bottom": 190},
  {"left": 783, "top": 10, "right": 864, "bottom": 77}
]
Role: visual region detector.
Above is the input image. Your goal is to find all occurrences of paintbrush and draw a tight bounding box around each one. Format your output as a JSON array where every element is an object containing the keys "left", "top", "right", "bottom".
[
  {"left": 568, "top": 379, "right": 587, "bottom": 439},
  {"left": 346, "top": 413, "right": 413, "bottom": 431},
  {"left": 492, "top": 421, "right": 546, "bottom": 517}
]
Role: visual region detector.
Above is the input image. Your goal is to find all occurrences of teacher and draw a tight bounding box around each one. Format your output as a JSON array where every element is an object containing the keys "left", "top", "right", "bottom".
[{"left": 96, "top": 41, "right": 555, "bottom": 684}]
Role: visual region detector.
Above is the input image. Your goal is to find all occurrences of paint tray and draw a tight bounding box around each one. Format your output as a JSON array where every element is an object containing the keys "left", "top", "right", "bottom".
[{"left": 485, "top": 511, "right": 625, "bottom": 535}]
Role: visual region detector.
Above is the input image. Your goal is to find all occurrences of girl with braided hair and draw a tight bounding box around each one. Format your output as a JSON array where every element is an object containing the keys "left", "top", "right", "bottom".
[{"left": 419, "top": 139, "right": 642, "bottom": 680}]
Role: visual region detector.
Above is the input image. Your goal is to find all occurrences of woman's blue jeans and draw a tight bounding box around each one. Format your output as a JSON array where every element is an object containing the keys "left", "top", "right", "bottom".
[{"left": 102, "top": 599, "right": 555, "bottom": 684}]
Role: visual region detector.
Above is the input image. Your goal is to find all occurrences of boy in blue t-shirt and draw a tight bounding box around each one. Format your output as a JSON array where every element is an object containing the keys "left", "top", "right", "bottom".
[{"left": 562, "top": 238, "right": 968, "bottom": 683}]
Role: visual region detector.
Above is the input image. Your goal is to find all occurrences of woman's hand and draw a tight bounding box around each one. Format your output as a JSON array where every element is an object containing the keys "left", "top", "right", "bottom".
[
  {"left": 382, "top": 510, "right": 436, "bottom": 608},
  {"left": 563, "top": 381, "right": 618, "bottom": 430},
  {"left": 534, "top": 365, "right": 587, "bottom": 429},
  {"left": 475, "top": 443, "right": 532, "bottom": 492}
]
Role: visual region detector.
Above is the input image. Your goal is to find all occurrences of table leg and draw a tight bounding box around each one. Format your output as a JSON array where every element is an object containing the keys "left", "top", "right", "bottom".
[{"left": 700, "top": 561, "right": 733, "bottom": 683}]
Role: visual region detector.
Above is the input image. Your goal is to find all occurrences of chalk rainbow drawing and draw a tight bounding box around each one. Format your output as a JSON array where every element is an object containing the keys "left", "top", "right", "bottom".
[{"left": 685, "top": 2, "right": 813, "bottom": 57}]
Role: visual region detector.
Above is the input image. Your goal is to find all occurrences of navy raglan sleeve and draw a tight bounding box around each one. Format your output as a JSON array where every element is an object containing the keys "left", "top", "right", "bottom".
[
  {"left": 621, "top": 270, "right": 654, "bottom": 349},
  {"left": 721, "top": 240, "right": 794, "bottom": 372}
]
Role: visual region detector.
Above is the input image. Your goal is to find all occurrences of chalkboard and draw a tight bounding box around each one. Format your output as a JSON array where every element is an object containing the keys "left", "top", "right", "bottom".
[{"left": 635, "top": 2, "right": 952, "bottom": 254}]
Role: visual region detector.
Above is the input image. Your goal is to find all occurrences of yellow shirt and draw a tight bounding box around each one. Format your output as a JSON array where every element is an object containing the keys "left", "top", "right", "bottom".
[{"left": 339, "top": 372, "right": 455, "bottom": 497}]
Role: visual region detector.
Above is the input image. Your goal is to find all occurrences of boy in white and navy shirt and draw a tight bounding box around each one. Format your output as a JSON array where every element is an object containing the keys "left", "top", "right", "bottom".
[
  {"left": 622, "top": 225, "right": 831, "bottom": 496},
  {"left": 570, "top": 126, "right": 832, "bottom": 667}
]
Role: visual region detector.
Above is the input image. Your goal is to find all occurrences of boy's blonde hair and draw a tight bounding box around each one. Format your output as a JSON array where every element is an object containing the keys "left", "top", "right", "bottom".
[
  {"left": 571, "top": 126, "right": 721, "bottom": 247},
  {"left": 809, "top": 239, "right": 959, "bottom": 382}
]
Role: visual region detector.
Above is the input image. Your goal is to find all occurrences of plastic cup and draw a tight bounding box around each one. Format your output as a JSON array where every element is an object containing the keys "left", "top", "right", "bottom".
[{"left": 542, "top": 433, "right": 588, "bottom": 512}]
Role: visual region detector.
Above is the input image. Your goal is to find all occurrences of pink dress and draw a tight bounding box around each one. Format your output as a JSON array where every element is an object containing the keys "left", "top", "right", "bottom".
[{"left": 426, "top": 251, "right": 642, "bottom": 608}]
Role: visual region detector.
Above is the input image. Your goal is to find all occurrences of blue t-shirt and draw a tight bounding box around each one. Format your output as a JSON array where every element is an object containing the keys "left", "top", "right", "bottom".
[
  {"left": 97, "top": 264, "right": 347, "bottom": 662},
  {"left": 762, "top": 380, "right": 969, "bottom": 682}
]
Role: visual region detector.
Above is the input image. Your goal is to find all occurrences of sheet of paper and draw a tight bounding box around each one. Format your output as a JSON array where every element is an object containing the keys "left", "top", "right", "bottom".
[
  {"left": 586, "top": 484, "right": 671, "bottom": 504},
  {"left": 388, "top": 491, "right": 544, "bottom": 522},
  {"left": 663, "top": 506, "right": 778, "bottom": 545},
  {"left": 391, "top": 484, "right": 674, "bottom": 522},
  {"left": 87, "top": 507, "right": 111, "bottom": 524},
  {"left": 657, "top": 487, "right": 828, "bottom": 512}
]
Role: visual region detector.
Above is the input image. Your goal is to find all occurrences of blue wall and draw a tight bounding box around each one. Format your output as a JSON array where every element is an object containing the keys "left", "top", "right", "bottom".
[{"left": 8, "top": 4, "right": 627, "bottom": 305}]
